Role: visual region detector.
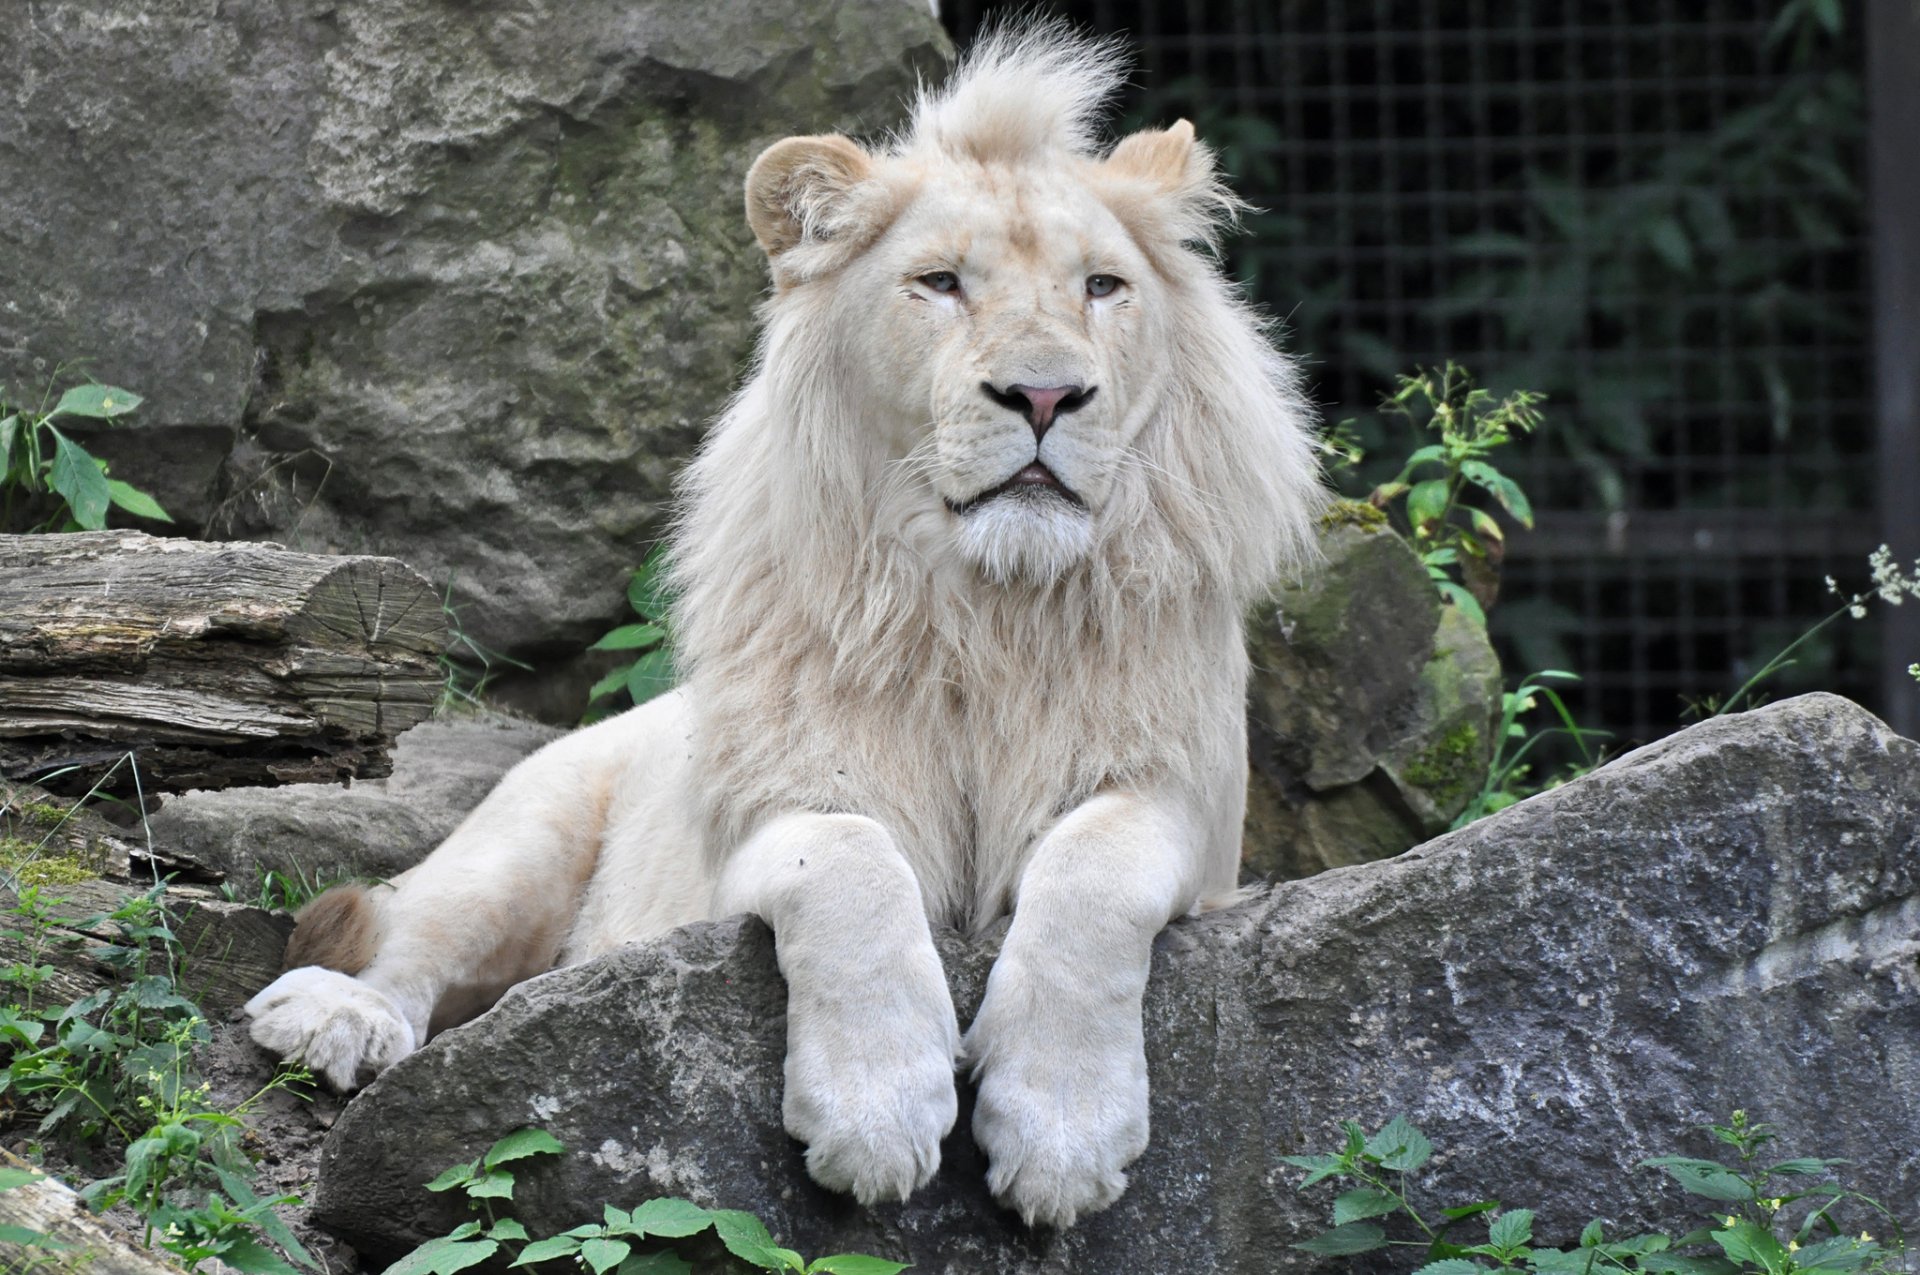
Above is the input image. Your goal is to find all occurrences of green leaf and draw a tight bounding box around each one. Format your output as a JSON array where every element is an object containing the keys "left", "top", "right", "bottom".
[
  {"left": 464, "top": 1168, "right": 516, "bottom": 1200},
  {"left": 1436, "top": 580, "right": 1488, "bottom": 628},
  {"left": 627, "top": 551, "right": 673, "bottom": 620},
  {"left": 485, "top": 1127, "right": 566, "bottom": 1168},
  {"left": 1640, "top": 1158, "right": 1755, "bottom": 1203},
  {"left": 0, "top": 1224, "right": 67, "bottom": 1248},
  {"left": 581, "top": 1239, "right": 634, "bottom": 1274},
  {"left": 383, "top": 1238, "right": 499, "bottom": 1275},
  {"left": 1412, "top": 1262, "right": 1484, "bottom": 1275},
  {"left": 1293, "top": 1223, "right": 1388, "bottom": 1256},
  {"left": 423, "top": 1161, "right": 478, "bottom": 1193},
  {"left": 218, "top": 1237, "right": 303, "bottom": 1275},
  {"left": 214, "top": 1166, "right": 319, "bottom": 1270},
  {"left": 51, "top": 384, "right": 142, "bottom": 420},
  {"left": 1646, "top": 216, "right": 1695, "bottom": 274},
  {"left": 710, "top": 1210, "right": 804, "bottom": 1271},
  {"left": 0, "top": 1167, "right": 44, "bottom": 1193},
  {"left": 1441, "top": 1201, "right": 1502, "bottom": 1223},
  {"left": 625, "top": 646, "right": 676, "bottom": 706},
  {"left": 46, "top": 427, "right": 111, "bottom": 530},
  {"left": 106, "top": 478, "right": 172, "bottom": 523},
  {"left": 1712, "top": 1222, "right": 1788, "bottom": 1275},
  {"left": 616, "top": 1255, "right": 694, "bottom": 1275},
  {"left": 587, "top": 666, "right": 632, "bottom": 703},
  {"left": 625, "top": 1198, "right": 717, "bottom": 1239},
  {"left": 1334, "top": 1187, "right": 1402, "bottom": 1225},
  {"left": 807, "top": 1258, "right": 910, "bottom": 1275},
  {"left": 0, "top": 415, "right": 18, "bottom": 472},
  {"left": 444, "top": 1223, "right": 484, "bottom": 1242},
  {"left": 591, "top": 623, "right": 666, "bottom": 652},
  {"left": 511, "top": 1236, "right": 582, "bottom": 1266},
  {"left": 1459, "top": 460, "right": 1534, "bottom": 527},
  {"left": 1366, "top": 1116, "right": 1433, "bottom": 1172},
  {"left": 1765, "top": 1158, "right": 1845, "bottom": 1177},
  {"left": 1488, "top": 1209, "right": 1534, "bottom": 1250},
  {"left": 1280, "top": 1153, "right": 1349, "bottom": 1189},
  {"left": 1579, "top": 1220, "right": 1604, "bottom": 1247},
  {"left": 1407, "top": 478, "right": 1450, "bottom": 532}
]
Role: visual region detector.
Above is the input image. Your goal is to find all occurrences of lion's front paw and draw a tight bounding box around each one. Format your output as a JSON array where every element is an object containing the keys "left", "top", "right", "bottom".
[
  {"left": 966, "top": 1011, "right": 1150, "bottom": 1228},
  {"left": 783, "top": 1008, "right": 959, "bottom": 1205},
  {"left": 244, "top": 966, "right": 417, "bottom": 1091}
]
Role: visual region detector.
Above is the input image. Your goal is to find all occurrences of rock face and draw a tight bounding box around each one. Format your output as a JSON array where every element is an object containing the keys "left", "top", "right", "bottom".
[
  {"left": 150, "top": 713, "right": 562, "bottom": 896},
  {"left": 1245, "top": 511, "right": 1503, "bottom": 879},
  {"left": 313, "top": 693, "right": 1920, "bottom": 1272},
  {"left": 0, "top": 0, "right": 948, "bottom": 703}
]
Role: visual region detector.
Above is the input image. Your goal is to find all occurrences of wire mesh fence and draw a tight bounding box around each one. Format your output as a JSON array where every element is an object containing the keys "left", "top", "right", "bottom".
[{"left": 940, "top": 0, "right": 1884, "bottom": 752}]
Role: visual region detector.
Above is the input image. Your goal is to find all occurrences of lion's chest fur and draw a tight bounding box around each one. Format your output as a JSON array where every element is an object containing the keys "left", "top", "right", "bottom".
[{"left": 686, "top": 575, "right": 1248, "bottom": 931}]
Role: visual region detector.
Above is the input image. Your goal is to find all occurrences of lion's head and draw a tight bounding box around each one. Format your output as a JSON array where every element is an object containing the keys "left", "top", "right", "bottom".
[{"left": 724, "top": 22, "right": 1324, "bottom": 591}]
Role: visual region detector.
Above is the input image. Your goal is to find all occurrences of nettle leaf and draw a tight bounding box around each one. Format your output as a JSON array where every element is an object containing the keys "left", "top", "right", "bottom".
[
  {"left": 422, "top": 1161, "right": 478, "bottom": 1193},
  {"left": 215, "top": 1236, "right": 303, "bottom": 1275},
  {"left": 710, "top": 1210, "right": 804, "bottom": 1271},
  {"left": 1641, "top": 1158, "right": 1756, "bottom": 1203},
  {"left": 580, "top": 1239, "right": 633, "bottom": 1274},
  {"left": 1334, "top": 1187, "right": 1402, "bottom": 1225},
  {"left": 51, "top": 383, "right": 142, "bottom": 420},
  {"left": 46, "top": 427, "right": 110, "bottom": 530},
  {"left": 0, "top": 1167, "right": 44, "bottom": 1194},
  {"left": 1488, "top": 1209, "right": 1535, "bottom": 1250},
  {"left": 1766, "top": 1158, "right": 1846, "bottom": 1177},
  {"left": 464, "top": 1168, "right": 516, "bottom": 1200},
  {"left": 511, "top": 1236, "right": 582, "bottom": 1266},
  {"left": 106, "top": 478, "right": 171, "bottom": 523},
  {"left": 627, "top": 551, "right": 673, "bottom": 620},
  {"left": 0, "top": 1223, "right": 67, "bottom": 1248},
  {"left": 485, "top": 1127, "right": 566, "bottom": 1168},
  {"left": 1281, "top": 1153, "right": 1349, "bottom": 1189},
  {"left": 617, "top": 1255, "right": 693, "bottom": 1275},
  {"left": 806, "top": 1258, "right": 909, "bottom": 1275},
  {"left": 383, "top": 1238, "right": 499, "bottom": 1275},
  {"left": 591, "top": 623, "right": 665, "bottom": 652},
  {"left": 1294, "top": 1223, "right": 1388, "bottom": 1256},
  {"left": 625, "top": 1198, "right": 716, "bottom": 1239},
  {"left": 1712, "top": 1222, "right": 1788, "bottom": 1274},
  {"left": 1365, "top": 1116, "right": 1433, "bottom": 1171},
  {"left": 1441, "top": 1201, "right": 1502, "bottom": 1223},
  {"left": 1412, "top": 1262, "right": 1485, "bottom": 1275}
]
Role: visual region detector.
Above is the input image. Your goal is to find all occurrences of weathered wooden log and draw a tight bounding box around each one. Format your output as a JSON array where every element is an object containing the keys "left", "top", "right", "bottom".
[
  {"left": 0, "top": 1152, "right": 177, "bottom": 1275},
  {"left": 0, "top": 532, "right": 443, "bottom": 795}
]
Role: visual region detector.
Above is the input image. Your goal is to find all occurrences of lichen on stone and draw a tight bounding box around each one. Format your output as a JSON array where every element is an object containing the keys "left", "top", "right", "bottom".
[{"left": 1319, "top": 497, "right": 1389, "bottom": 530}]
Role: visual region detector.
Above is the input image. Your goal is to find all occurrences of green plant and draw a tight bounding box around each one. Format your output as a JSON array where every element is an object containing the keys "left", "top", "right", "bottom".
[
  {"left": 438, "top": 576, "right": 534, "bottom": 713},
  {"left": 1453, "top": 670, "right": 1609, "bottom": 827},
  {"left": 1693, "top": 547, "right": 1920, "bottom": 719},
  {"left": 584, "top": 548, "right": 676, "bottom": 722},
  {"left": 388, "top": 1129, "right": 905, "bottom": 1275},
  {"left": 0, "top": 377, "right": 170, "bottom": 532},
  {"left": 1361, "top": 364, "right": 1543, "bottom": 627},
  {"left": 1286, "top": 1111, "right": 1906, "bottom": 1275},
  {"left": 218, "top": 861, "right": 366, "bottom": 914},
  {"left": 0, "top": 882, "right": 318, "bottom": 1273}
]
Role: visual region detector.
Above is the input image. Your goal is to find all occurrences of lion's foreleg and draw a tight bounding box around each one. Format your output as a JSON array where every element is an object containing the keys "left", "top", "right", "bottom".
[
  {"left": 716, "top": 813, "right": 960, "bottom": 1204},
  {"left": 964, "top": 790, "right": 1204, "bottom": 1229}
]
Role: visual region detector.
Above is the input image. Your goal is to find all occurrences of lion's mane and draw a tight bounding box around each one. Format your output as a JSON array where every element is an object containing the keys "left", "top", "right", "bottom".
[{"left": 670, "top": 24, "right": 1326, "bottom": 928}]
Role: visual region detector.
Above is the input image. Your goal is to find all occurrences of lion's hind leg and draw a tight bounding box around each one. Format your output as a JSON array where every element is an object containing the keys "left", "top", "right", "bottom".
[{"left": 247, "top": 695, "right": 691, "bottom": 1089}]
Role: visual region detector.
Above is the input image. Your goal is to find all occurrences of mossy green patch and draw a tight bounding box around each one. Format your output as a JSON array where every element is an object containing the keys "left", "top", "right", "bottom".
[
  {"left": 0, "top": 837, "right": 98, "bottom": 887},
  {"left": 1400, "top": 720, "right": 1484, "bottom": 808},
  {"left": 1320, "top": 497, "right": 1389, "bottom": 530}
]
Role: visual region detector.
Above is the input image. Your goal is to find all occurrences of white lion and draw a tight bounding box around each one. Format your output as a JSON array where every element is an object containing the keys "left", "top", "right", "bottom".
[{"left": 246, "top": 23, "right": 1324, "bottom": 1228}]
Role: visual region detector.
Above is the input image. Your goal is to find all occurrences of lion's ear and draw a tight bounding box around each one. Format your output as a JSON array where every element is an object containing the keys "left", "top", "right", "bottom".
[
  {"left": 1104, "top": 120, "right": 1240, "bottom": 248},
  {"left": 744, "top": 134, "right": 882, "bottom": 264}
]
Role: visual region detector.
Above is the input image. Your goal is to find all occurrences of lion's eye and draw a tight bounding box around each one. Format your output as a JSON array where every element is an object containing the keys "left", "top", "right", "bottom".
[
  {"left": 1086, "top": 274, "right": 1123, "bottom": 298},
  {"left": 919, "top": 271, "right": 962, "bottom": 295}
]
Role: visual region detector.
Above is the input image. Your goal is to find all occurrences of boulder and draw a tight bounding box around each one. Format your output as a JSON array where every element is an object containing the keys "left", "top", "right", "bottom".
[
  {"left": 312, "top": 693, "right": 1920, "bottom": 1272},
  {"left": 1245, "top": 509, "right": 1503, "bottom": 878},
  {"left": 0, "top": 0, "right": 949, "bottom": 708},
  {"left": 148, "top": 713, "right": 563, "bottom": 896}
]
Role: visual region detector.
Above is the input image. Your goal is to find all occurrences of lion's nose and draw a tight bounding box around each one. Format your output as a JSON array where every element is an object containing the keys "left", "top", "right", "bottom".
[{"left": 980, "top": 382, "right": 1096, "bottom": 440}]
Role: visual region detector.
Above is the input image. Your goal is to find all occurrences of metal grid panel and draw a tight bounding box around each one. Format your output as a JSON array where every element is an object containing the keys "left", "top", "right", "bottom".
[{"left": 942, "top": 0, "right": 1881, "bottom": 749}]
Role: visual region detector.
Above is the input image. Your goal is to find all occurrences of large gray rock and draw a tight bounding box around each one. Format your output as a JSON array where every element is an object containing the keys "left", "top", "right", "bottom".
[
  {"left": 1245, "top": 508, "right": 1503, "bottom": 879},
  {"left": 0, "top": 0, "right": 948, "bottom": 701},
  {"left": 312, "top": 693, "right": 1920, "bottom": 1272},
  {"left": 150, "top": 713, "right": 561, "bottom": 895}
]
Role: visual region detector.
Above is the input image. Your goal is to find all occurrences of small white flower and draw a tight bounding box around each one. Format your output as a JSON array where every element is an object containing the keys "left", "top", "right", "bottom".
[
  {"left": 1850, "top": 603, "right": 1868, "bottom": 620},
  {"left": 1825, "top": 575, "right": 1839, "bottom": 594}
]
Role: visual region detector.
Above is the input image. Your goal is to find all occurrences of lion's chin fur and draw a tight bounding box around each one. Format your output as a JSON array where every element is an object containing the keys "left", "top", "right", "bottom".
[{"left": 952, "top": 492, "right": 1096, "bottom": 586}]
